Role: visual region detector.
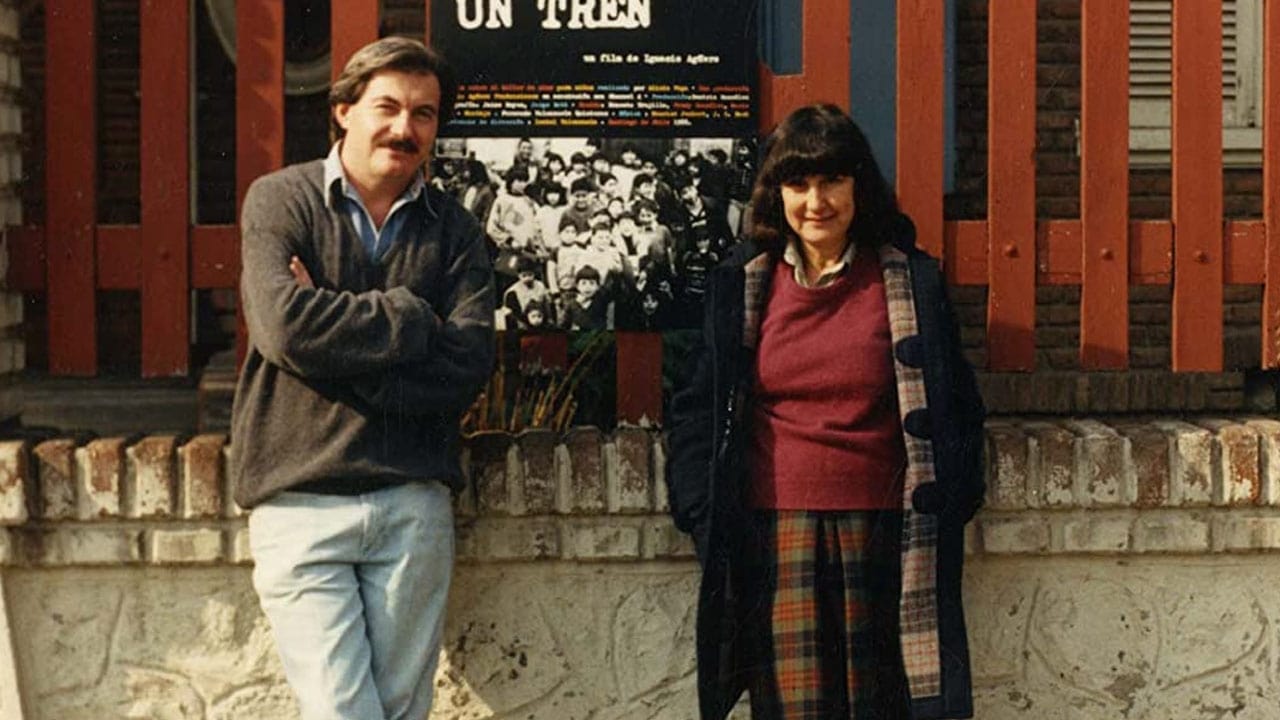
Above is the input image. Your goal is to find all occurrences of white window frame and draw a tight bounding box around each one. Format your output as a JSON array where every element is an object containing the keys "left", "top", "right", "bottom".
[{"left": 1127, "top": 0, "right": 1263, "bottom": 168}]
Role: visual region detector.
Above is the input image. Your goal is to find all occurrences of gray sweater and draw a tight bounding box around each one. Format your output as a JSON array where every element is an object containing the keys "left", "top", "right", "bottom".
[{"left": 230, "top": 160, "right": 495, "bottom": 508}]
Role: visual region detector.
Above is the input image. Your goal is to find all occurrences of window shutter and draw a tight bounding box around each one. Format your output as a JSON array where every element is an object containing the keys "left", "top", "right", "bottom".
[{"left": 1127, "top": 0, "right": 1263, "bottom": 165}]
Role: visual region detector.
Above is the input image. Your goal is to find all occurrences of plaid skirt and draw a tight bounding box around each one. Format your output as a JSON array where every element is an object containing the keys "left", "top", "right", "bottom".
[{"left": 739, "top": 510, "right": 910, "bottom": 720}]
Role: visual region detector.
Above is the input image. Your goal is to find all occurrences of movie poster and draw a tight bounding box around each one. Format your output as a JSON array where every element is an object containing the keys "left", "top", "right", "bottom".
[{"left": 431, "top": 0, "right": 758, "bottom": 331}]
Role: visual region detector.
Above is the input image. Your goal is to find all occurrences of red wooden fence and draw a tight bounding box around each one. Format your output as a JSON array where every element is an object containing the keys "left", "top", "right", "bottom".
[{"left": 9, "top": 0, "right": 1280, "bottom": 425}]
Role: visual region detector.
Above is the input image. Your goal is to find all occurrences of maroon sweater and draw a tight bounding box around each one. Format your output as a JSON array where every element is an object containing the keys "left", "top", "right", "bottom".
[{"left": 747, "top": 253, "right": 906, "bottom": 510}]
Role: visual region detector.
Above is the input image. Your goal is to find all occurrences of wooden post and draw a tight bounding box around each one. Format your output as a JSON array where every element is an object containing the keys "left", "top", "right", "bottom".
[
  {"left": 140, "top": 0, "right": 192, "bottom": 377},
  {"left": 615, "top": 332, "right": 663, "bottom": 426},
  {"left": 235, "top": 0, "right": 286, "bottom": 363},
  {"left": 759, "top": 0, "right": 850, "bottom": 130},
  {"left": 985, "top": 1, "right": 1037, "bottom": 371},
  {"left": 1263, "top": 0, "right": 1280, "bottom": 366},
  {"left": 519, "top": 332, "right": 569, "bottom": 370},
  {"left": 44, "top": 1, "right": 97, "bottom": 375},
  {"left": 1079, "top": 0, "right": 1130, "bottom": 369},
  {"left": 1170, "top": 2, "right": 1223, "bottom": 371},
  {"left": 331, "top": 1, "right": 380, "bottom": 81},
  {"left": 896, "top": 0, "right": 944, "bottom": 260}
]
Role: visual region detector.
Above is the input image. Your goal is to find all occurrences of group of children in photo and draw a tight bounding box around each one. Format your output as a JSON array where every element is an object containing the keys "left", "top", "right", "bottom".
[{"left": 435, "top": 137, "right": 756, "bottom": 331}]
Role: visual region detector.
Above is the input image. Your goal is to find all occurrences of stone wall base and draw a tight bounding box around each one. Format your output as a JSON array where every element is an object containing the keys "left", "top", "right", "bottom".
[
  {"left": 6, "top": 555, "right": 1280, "bottom": 719},
  {"left": 967, "top": 555, "right": 1280, "bottom": 720},
  {"left": 2, "top": 418, "right": 1280, "bottom": 718}
]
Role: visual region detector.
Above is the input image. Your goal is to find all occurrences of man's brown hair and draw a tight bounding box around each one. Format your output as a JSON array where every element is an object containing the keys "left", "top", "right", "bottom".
[{"left": 329, "top": 36, "right": 457, "bottom": 141}]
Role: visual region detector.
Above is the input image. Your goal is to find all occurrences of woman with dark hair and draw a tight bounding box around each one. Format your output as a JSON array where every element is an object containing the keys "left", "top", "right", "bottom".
[
  {"left": 543, "top": 151, "right": 568, "bottom": 187},
  {"left": 458, "top": 158, "right": 495, "bottom": 228},
  {"left": 667, "top": 103, "right": 985, "bottom": 720}
]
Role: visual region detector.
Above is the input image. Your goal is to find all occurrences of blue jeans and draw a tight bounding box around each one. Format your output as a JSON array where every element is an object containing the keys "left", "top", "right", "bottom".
[{"left": 249, "top": 481, "right": 454, "bottom": 720}]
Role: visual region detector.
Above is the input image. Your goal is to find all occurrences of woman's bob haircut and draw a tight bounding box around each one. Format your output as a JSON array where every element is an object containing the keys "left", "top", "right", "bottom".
[{"left": 749, "top": 103, "right": 899, "bottom": 252}]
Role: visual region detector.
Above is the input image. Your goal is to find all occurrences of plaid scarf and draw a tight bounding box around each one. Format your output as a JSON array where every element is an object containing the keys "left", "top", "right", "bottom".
[{"left": 740, "top": 243, "right": 943, "bottom": 704}]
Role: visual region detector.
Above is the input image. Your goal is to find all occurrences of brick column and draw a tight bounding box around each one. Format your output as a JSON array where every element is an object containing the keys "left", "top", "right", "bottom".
[
  {"left": 0, "top": 0, "right": 21, "bottom": 393},
  {"left": 0, "top": 7, "right": 26, "bottom": 718}
]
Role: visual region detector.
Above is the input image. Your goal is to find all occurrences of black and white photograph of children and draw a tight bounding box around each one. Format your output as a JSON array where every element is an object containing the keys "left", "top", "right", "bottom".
[{"left": 432, "top": 136, "right": 757, "bottom": 332}]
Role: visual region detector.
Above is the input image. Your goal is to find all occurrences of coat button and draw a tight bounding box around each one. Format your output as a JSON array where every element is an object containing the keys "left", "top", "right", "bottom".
[
  {"left": 894, "top": 335, "right": 925, "bottom": 368},
  {"left": 903, "top": 408, "right": 932, "bottom": 439},
  {"left": 912, "top": 482, "right": 943, "bottom": 514}
]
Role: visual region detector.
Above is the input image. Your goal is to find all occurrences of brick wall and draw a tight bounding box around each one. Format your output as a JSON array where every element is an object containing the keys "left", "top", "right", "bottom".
[
  {"left": 0, "top": 0, "right": 22, "bottom": 387},
  {"left": 950, "top": 283, "right": 1267, "bottom": 414},
  {"left": 5, "top": 421, "right": 1280, "bottom": 564},
  {"left": 982, "top": 416, "right": 1280, "bottom": 552},
  {"left": 0, "top": 428, "right": 696, "bottom": 566}
]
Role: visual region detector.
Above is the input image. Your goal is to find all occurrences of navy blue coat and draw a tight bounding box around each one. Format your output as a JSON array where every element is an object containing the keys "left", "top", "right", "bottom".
[{"left": 666, "top": 221, "right": 985, "bottom": 720}]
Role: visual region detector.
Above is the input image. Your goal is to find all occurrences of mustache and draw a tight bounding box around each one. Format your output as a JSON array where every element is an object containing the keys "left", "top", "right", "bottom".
[{"left": 382, "top": 138, "right": 419, "bottom": 154}]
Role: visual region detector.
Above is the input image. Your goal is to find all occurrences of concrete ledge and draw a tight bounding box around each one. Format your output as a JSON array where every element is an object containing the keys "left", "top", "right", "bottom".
[
  {"left": 0, "top": 427, "right": 682, "bottom": 524},
  {"left": 1, "top": 418, "right": 1279, "bottom": 520},
  {"left": 986, "top": 416, "right": 1280, "bottom": 511},
  {"left": 14, "top": 505, "right": 1280, "bottom": 566},
  {"left": 0, "top": 417, "right": 1276, "bottom": 565},
  {"left": 0, "top": 516, "right": 692, "bottom": 567},
  {"left": 3, "top": 416, "right": 1280, "bottom": 525}
]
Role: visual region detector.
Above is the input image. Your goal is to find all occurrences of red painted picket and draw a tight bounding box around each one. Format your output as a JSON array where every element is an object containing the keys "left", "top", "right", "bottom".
[
  {"left": 43, "top": 0, "right": 97, "bottom": 375},
  {"left": 1170, "top": 1, "right": 1224, "bottom": 371},
  {"left": 13, "top": 3, "right": 1279, "bottom": 421},
  {"left": 1263, "top": 0, "right": 1280, "bottom": 368},
  {"left": 985, "top": 1, "right": 1037, "bottom": 371},
  {"left": 1079, "top": 0, "right": 1130, "bottom": 370},
  {"left": 139, "top": 0, "right": 191, "bottom": 377},
  {"left": 895, "top": 0, "right": 945, "bottom": 260}
]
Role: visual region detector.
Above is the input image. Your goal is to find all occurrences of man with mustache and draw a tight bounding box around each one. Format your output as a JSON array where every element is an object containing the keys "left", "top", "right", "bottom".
[{"left": 231, "top": 37, "right": 494, "bottom": 720}]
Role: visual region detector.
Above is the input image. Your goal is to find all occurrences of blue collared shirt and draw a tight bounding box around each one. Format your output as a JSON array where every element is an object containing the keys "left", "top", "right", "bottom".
[{"left": 322, "top": 143, "right": 432, "bottom": 262}]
